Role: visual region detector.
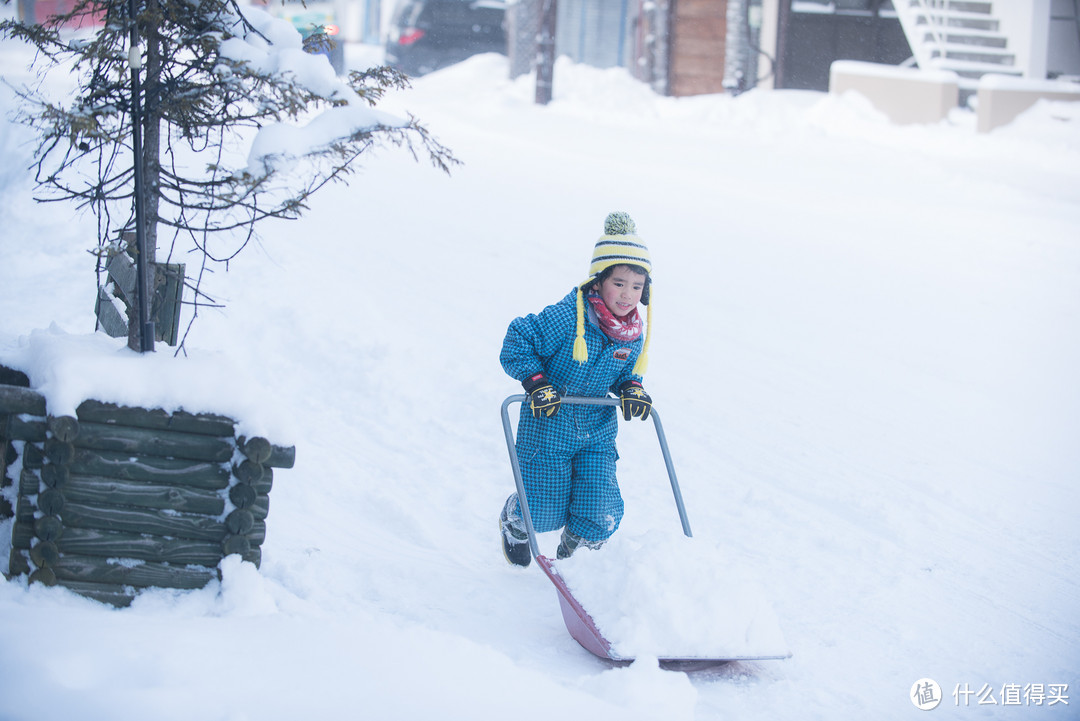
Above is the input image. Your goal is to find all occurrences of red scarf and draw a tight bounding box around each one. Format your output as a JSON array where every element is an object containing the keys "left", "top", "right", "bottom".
[{"left": 586, "top": 294, "right": 643, "bottom": 343}]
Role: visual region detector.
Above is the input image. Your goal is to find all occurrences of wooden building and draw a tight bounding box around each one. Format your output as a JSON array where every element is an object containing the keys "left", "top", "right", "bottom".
[{"left": 667, "top": 0, "right": 728, "bottom": 96}]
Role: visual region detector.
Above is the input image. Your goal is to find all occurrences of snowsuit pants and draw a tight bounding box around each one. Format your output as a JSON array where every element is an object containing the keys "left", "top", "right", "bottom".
[
  {"left": 515, "top": 435, "right": 624, "bottom": 542},
  {"left": 501, "top": 288, "right": 641, "bottom": 544}
]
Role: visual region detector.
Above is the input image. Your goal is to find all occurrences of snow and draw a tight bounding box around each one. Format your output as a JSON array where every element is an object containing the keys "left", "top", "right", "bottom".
[
  {"left": 217, "top": 5, "right": 408, "bottom": 175},
  {"left": 2, "top": 29, "right": 1080, "bottom": 721},
  {"left": 979, "top": 73, "right": 1080, "bottom": 93},
  {"left": 1, "top": 327, "right": 286, "bottom": 439},
  {"left": 246, "top": 100, "right": 405, "bottom": 176},
  {"left": 557, "top": 532, "right": 789, "bottom": 660}
]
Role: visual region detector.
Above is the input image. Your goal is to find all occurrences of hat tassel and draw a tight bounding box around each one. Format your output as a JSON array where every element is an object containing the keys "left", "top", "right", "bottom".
[
  {"left": 573, "top": 286, "right": 589, "bottom": 364},
  {"left": 632, "top": 291, "right": 652, "bottom": 376}
]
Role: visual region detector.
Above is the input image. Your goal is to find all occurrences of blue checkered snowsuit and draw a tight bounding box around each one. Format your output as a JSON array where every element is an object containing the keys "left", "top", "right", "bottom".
[{"left": 501, "top": 289, "right": 644, "bottom": 542}]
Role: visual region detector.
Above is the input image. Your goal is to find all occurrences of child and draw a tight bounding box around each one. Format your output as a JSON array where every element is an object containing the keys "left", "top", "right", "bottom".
[{"left": 499, "top": 212, "right": 655, "bottom": 567}]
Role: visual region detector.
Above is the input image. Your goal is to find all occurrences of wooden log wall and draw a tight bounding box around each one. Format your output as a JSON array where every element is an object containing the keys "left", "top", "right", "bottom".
[
  {"left": 0, "top": 368, "right": 39, "bottom": 521},
  {"left": 0, "top": 367, "right": 295, "bottom": 607}
]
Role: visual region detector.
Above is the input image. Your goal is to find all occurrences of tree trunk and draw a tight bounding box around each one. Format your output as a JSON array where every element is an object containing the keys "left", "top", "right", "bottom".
[
  {"left": 142, "top": 0, "right": 161, "bottom": 267},
  {"left": 128, "top": 0, "right": 161, "bottom": 351}
]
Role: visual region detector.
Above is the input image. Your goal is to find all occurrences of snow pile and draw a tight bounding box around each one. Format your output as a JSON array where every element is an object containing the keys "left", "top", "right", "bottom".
[
  {"left": 556, "top": 531, "right": 789, "bottom": 659},
  {"left": 0, "top": 325, "right": 289, "bottom": 440},
  {"left": 580, "top": 653, "right": 699, "bottom": 721}
]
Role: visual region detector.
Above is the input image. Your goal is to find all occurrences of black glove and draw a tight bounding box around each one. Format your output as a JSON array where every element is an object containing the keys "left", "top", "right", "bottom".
[
  {"left": 618, "top": 380, "right": 652, "bottom": 421},
  {"left": 523, "top": 372, "right": 561, "bottom": 419}
]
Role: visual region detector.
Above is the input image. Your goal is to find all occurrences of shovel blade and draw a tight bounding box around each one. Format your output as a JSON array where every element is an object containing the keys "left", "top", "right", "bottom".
[
  {"left": 537, "top": 555, "right": 624, "bottom": 660},
  {"left": 537, "top": 555, "right": 791, "bottom": 665}
]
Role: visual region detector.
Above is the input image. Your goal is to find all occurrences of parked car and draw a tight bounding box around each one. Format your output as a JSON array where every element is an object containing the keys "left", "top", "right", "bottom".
[
  {"left": 385, "top": 0, "right": 506, "bottom": 77},
  {"left": 267, "top": 0, "right": 346, "bottom": 75}
]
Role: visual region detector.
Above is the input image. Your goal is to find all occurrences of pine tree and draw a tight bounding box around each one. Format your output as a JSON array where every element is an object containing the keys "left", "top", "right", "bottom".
[{"left": 2, "top": 0, "right": 458, "bottom": 351}]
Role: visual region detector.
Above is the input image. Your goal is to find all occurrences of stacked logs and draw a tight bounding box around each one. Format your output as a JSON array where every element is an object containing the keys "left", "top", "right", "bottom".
[
  {"left": 1, "top": 373, "right": 294, "bottom": 607},
  {"left": 1, "top": 368, "right": 41, "bottom": 527}
]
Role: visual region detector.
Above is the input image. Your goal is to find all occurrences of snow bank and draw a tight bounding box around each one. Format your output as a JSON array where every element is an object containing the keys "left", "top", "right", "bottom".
[
  {"left": 0, "top": 326, "right": 291, "bottom": 440},
  {"left": 556, "top": 531, "right": 789, "bottom": 660}
]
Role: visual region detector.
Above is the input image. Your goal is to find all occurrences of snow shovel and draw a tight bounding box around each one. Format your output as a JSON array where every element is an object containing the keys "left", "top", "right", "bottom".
[{"left": 501, "top": 394, "right": 789, "bottom": 664}]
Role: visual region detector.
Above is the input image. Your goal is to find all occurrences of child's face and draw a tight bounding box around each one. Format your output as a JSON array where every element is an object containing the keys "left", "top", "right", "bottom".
[{"left": 595, "top": 266, "right": 646, "bottom": 317}]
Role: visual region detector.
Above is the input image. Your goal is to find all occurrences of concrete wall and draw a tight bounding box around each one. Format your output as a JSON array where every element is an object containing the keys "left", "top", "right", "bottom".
[
  {"left": 829, "top": 61, "right": 1080, "bottom": 132},
  {"left": 977, "top": 74, "right": 1080, "bottom": 131},
  {"left": 829, "top": 61, "right": 959, "bottom": 125}
]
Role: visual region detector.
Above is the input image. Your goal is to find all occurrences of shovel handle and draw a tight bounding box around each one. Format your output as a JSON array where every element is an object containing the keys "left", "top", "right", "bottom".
[{"left": 500, "top": 394, "right": 692, "bottom": 560}]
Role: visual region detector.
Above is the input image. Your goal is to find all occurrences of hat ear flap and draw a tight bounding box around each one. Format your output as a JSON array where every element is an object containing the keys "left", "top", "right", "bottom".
[{"left": 641, "top": 276, "right": 651, "bottom": 306}]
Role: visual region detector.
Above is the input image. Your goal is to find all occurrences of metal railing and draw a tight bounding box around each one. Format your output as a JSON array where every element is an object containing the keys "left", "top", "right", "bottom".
[
  {"left": 500, "top": 394, "right": 692, "bottom": 560},
  {"left": 892, "top": 0, "right": 951, "bottom": 70}
]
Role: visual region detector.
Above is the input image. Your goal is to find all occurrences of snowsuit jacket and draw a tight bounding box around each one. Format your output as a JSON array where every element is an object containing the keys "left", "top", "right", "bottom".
[{"left": 500, "top": 288, "right": 645, "bottom": 540}]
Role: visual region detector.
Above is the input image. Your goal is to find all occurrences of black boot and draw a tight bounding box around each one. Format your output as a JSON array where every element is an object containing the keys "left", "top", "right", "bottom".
[
  {"left": 500, "top": 494, "right": 531, "bottom": 568},
  {"left": 556, "top": 528, "right": 605, "bottom": 560}
]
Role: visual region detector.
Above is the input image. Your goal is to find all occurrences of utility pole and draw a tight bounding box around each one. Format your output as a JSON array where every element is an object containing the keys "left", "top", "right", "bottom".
[
  {"left": 723, "top": 0, "right": 749, "bottom": 94},
  {"left": 774, "top": 0, "right": 792, "bottom": 90},
  {"left": 535, "top": 0, "right": 557, "bottom": 104}
]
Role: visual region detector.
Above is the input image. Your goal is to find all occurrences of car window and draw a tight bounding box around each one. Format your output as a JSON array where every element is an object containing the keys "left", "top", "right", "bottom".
[
  {"left": 393, "top": 0, "right": 424, "bottom": 26},
  {"left": 417, "top": 0, "right": 502, "bottom": 27}
]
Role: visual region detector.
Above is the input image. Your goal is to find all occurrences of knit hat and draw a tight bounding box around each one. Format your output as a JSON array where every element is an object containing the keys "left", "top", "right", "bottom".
[
  {"left": 573, "top": 212, "right": 653, "bottom": 376},
  {"left": 588, "top": 211, "right": 652, "bottom": 278}
]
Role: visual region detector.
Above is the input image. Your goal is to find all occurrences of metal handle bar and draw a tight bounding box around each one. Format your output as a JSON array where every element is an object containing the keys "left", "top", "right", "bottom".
[{"left": 500, "top": 394, "right": 692, "bottom": 559}]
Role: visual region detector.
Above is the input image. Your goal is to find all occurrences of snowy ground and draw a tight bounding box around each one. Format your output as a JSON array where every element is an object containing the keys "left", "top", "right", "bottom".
[{"left": 1, "top": 29, "right": 1079, "bottom": 721}]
